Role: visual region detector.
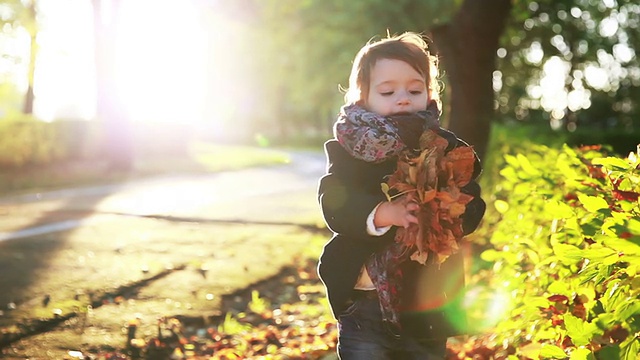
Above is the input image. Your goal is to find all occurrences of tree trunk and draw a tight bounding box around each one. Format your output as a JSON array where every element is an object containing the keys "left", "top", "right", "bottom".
[
  {"left": 92, "top": 0, "right": 133, "bottom": 172},
  {"left": 430, "top": 0, "right": 511, "bottom": 161},
  {"left": 22, "top": 3, "right": 37, "bottom": 115}
]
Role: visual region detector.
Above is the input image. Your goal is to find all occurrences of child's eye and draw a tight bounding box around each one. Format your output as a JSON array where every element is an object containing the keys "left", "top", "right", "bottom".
[
  {"left": 410, "top": 90, "right": 423, "bottom": 95},
  {"left": 381, "top": 91, "right": 394, "bottom": 96}
]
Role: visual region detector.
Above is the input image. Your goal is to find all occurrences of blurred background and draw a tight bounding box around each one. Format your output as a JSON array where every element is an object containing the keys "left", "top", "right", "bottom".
[{"left": 0, "top": 0, "right": 638, "bottom": 185}]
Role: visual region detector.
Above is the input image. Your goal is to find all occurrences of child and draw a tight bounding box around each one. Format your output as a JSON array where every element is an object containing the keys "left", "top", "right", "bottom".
[{"left": 317, "top": 32, "right": 486, "bottom": 359}]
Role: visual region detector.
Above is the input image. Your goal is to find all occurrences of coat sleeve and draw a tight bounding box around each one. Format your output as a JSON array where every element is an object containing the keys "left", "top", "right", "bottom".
[
  {"left": 437, "top": 128, "right": 487, "bottom": 235},
  {"left": 318, "top": 141, "right": 391, "bottom": 239}
]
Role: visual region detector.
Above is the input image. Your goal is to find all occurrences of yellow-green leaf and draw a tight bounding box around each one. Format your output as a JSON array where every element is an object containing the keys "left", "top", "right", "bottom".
[
  {"left": 380, "top": 183, "right": 391, "bottom": 201},
  {"left": 494, "top": 199, "right": 509, "bottom": 214},
  {"left": 564, "top": 314, "right": 599, "bottom": 346},
  {"left": 592, "top": 157, "right": 632, "bottom": 171},
  {"left": 517, "top": 153, "right": 541, "bottom": 176},
  {"left": 553, "top": 243, "right": 584, "bottom": 265},
  {"left": 544, "top": 200, "right": 575, "bottom": 218},
  {"left": 539, "top": 344, "right": 568, "bottom": 359},
  {"left": 577, "top": 194, "right": 609, "bottom": 212},
  {"left": 569, "top": 347, "right": 594, "bottom": 360}
]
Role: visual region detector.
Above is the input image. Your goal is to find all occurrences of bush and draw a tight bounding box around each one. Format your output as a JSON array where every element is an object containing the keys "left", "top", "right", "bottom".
[
  {"left": 469, "top": 144, "right": 640, "bottom": 359},
  {"left": 0, "top": 115, "right": 59, "bottom": 167},
  {"left": 0, "top": 115, "right": 102, "bottom": 168}
]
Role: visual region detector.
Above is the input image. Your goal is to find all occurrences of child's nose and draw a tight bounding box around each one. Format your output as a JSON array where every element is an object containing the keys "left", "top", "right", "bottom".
[{"left": 397, "top": 92, "right": 410, "bottom": 105}]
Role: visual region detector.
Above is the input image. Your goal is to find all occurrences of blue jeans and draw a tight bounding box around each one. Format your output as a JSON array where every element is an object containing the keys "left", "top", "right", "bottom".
[{"left": 337, "top": 295, "right": 446, "bottom": 360}]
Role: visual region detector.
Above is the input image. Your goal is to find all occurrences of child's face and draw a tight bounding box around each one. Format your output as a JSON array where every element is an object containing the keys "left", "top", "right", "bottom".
[{"left": 365, "top": 58, "right": 428, "bottom": 116}]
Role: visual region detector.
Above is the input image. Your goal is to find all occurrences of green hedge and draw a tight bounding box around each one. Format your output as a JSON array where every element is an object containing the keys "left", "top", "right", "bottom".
[{"left": 0, "top": 116, "right": 102, "bottom": 168}]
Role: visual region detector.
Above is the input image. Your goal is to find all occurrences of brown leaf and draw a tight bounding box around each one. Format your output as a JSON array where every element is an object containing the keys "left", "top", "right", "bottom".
[
  {"left": 446, "top": 147, "right": 476, "bottom": 187},
  {"left": 410, "top": 250, "right": 429, "bottom": 265},
  {"left": 419, "top": 130, "right": 448, "bottom": 151}
]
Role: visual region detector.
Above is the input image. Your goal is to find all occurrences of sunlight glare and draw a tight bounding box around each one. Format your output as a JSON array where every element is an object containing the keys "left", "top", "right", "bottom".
[
  {"left": 525, "top": 41, "right": 543, "bottom": 65},
  {"left": 613, "top": 43, "right": 634, "bottom": 63},
  {"left": 584, "top": 65, "right": 609, "bottom": 89},
  {"left": 539, "top": 57, "right": 569, "bottom": 113},
  {"left": 598, "top": 16, "right": 619, "bottom": 37},
  {"left": 32, "top": 0, "right": 95, "bottom": 122},
  {"left": 463, "top": 285, "right": 512, "bottom": 331},
  {"left": 116, "top": 0, "right": 207, "bottom": 124},
  {"left": 0, "top": 27, "right": 30, "bottom": 89}
]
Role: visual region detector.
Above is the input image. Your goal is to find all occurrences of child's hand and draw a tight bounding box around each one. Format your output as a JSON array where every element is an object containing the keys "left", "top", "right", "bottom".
[{"left": 374, "top": 195, "right": 419, "bottom": 229}]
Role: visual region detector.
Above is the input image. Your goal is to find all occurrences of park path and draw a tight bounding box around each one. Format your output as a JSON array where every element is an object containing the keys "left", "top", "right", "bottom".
[
  {"left": 0, "top": 149, "right": 328, "bottom": 327},
  {"left": 0, "top": 151, "right": 327, "bottom": 241}
]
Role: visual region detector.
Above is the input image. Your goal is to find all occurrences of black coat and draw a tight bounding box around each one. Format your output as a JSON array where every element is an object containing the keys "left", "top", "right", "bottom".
[{"left": 317, "top": 128, "right": 486, "bottom": 337}]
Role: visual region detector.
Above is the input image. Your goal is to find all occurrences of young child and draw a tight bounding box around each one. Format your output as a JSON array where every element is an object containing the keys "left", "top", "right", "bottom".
[{"left": 317, "top": 32, "right": 486, "bottom": 359}]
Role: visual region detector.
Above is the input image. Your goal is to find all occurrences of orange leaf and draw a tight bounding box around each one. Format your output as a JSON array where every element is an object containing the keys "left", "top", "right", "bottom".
[
  {"left": 449, "top": 203, "right": 466, "bottom": 217},
  {"left": 422, "top": 189, "right": 436, "bottom": 203},
  {"left": 392, "top": 182, "right": 416, "bottom": 194}
]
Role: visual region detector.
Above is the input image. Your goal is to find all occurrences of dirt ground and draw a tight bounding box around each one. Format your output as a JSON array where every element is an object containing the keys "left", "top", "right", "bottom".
[{"left": 0, "top": 208, "right": 333, "bottom": 359}]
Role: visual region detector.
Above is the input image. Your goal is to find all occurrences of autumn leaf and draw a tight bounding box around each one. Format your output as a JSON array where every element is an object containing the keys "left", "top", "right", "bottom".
[
  {"left": 410, "top": 250, "right": 429, "bottom": 265},
  {"left": 449, "top": 203, "right": 466, "bottom": 217},
  {"left": 408, "top": 165, "right": 418, "bottom": 184},
  {"left": 446, "top": 146, "right": 476, "bottom": 187},
  {"left": 422, "top": 189, "right": 437, "bottom": 203},
  {"left": 613, "top": 190, "right": 639, "bottom": 201}
]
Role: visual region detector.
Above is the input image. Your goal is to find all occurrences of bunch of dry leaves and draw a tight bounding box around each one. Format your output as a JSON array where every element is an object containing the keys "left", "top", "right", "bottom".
[{"left": 381, "top": 129, "right": 476, "bottom": 265}]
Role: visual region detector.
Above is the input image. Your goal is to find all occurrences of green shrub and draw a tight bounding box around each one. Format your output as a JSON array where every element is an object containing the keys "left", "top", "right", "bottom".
[
  {"left": 0, "top": 116, "right": 102, "bottom": 168},
  {"left": 0, "top": 115, "right": 58, "bottom": 167},
  {"left": 480, "top": 122, "right": 568, "bottom": 195},
  {"left": 470, "top": 144, "right": 640, "bottom": 359}
]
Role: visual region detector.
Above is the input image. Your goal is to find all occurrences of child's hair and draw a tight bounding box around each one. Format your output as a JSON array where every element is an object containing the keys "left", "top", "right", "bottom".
[{"left": 344, "top": 32, "right": 440, "bottom": 108}]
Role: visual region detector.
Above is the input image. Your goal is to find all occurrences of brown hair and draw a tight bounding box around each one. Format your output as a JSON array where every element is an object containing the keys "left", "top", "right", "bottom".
[{"left": 344, "top": 32, "right": 440, "bottom": 109}]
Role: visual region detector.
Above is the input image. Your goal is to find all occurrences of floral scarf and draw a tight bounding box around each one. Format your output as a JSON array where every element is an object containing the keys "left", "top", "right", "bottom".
[{"left": 334, "top": 102, "right": 441, "bottom": 327}]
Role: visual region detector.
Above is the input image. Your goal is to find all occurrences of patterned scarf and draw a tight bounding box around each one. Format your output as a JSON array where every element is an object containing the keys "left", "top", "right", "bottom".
[
  {"left": 334, "top": 102, "right": 441, "bottom": 327},
  {"left": 333, "top": 102, "right": 440, "bottom": 162}
]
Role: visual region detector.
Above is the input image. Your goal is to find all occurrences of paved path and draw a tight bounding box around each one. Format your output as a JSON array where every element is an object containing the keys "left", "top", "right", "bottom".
[{"left": 0, "top": 151, "right": 326, "bottom": 242}]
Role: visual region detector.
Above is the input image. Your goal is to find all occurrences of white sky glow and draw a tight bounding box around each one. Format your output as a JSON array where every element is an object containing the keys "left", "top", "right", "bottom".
[
  {"left": 115, "top": 0, "right": 207, "bottom": 123},
  {"left": 20, "top": 0, "right": 209, "bottom": 123},
  {"left": 34, "top": 0, "right": 95, "bottom": 121}
]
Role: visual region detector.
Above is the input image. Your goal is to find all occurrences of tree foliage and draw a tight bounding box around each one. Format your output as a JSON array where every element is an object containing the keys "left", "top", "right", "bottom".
[
  {"left": 0, "top": 0, "right": 38, "bottom": 114},
  {"left": 228, "top": 0, "right": 638, "bottom": 152},
  {"left": 246, "top": 0, "right": 466, "bottom": 141},
  {"left": 497, "top": 0, "right": 640, "bottom": 130}
]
